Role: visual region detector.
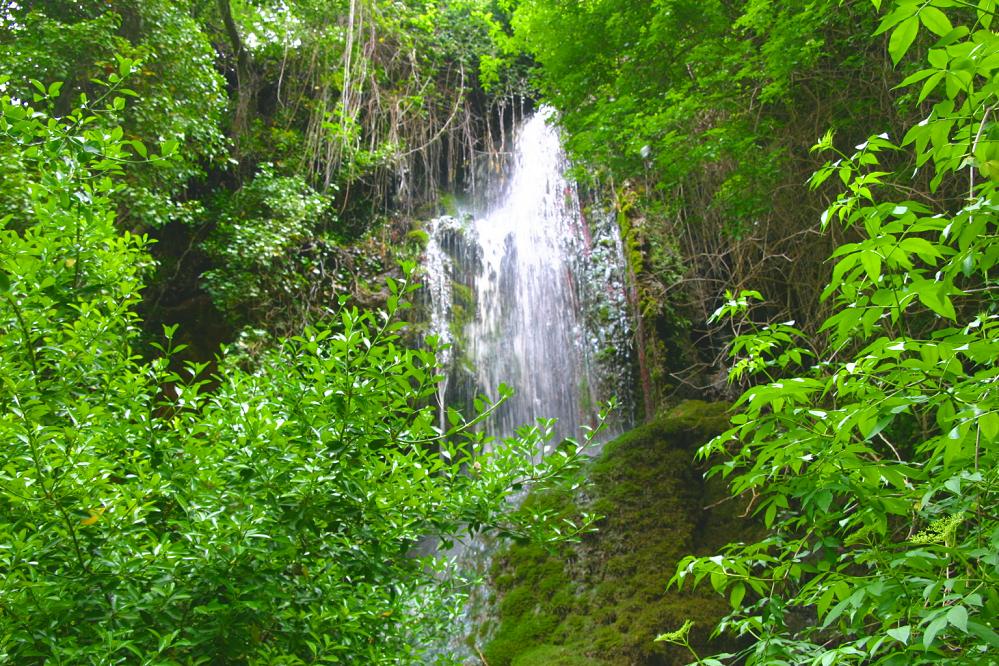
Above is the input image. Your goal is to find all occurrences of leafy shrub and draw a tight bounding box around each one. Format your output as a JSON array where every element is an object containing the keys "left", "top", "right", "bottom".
[
  {"left": 673, "top": 2, "right": 999, "bottom": 663},
  {"left": 0, "top": 0, "right": 228, "bottom": 230},
  {"left": 0, "top": 83, "right": 595, "bottom": 663},
  {"left": 201, "top": 164, "right": 335, "bottom": 326}
]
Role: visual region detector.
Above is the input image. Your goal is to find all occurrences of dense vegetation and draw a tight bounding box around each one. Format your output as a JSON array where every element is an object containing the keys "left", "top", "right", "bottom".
[
  {"left": 0, "top": 1, "right": 572, "bottom": 662},
  {"left": 503, "top": 0, "right": 999, "bottom": 663},
  {"left": 0, "top": 79, "right": 601, "bottom": 661},
  {"left": 1, "top": 0, "right": 997, "bottom": 663},
  {"left": 1, "top": 0, "right": 524, "bottom": 348},
  {"left": 502, "top": 0, "right": 915, "bottom": 406}
]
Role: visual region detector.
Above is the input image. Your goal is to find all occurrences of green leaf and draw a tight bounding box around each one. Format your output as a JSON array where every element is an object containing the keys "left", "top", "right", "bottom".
[
  {"left": 889, "top": 17, "right": 920, "bottom": 65},
  {"left": 887, "top": 625, "right": 911, "bottom": 644},
  {"left": 160, "top": 139, "right": 179, "bottom": 158},
  {"left": 0, "top": 270, "right": 9, "bottom": 293},
  {"left": 923, "top": 615, "right": 948, "bottom": 648},
  {"left": 919, "top": 7, "right": 953, "bottom": 36},
  {"left": 898, "top": 68, "right": 936, "bottom": 88},
  {"left": 979, "top": 0, "right": 996, "bottom": 28},
  {"left": 916, "top": 281, "right": 957, "bottom": 320},
  {"left": 861, "top": 250, "right": 882, "bottom": 282},
  {"left": 875, "top": 3, "right": 918, "bottom": 35},
  {"left": 764, "top": 502, "right": 778, "bottom": 527},
  {"left": 918, "top": 71, "right": 945, "bottom": 103},
  {"left": 730, "top": 582, "right": 746, "bottom": 610},
  {"left": 947, "top": 605, "right": 969, "bottom": 632},
  {"left": 899, "top": 236, "right": 941, "bottom": 260},
  {"left": 967, "top": 621, "right": 999, "bottom": 648},
  {"left": 117, "top": 55, "right": 134, "bottom": 78},
  {"left": 981, "top": 411, "right": 999, "bottom": 441}
]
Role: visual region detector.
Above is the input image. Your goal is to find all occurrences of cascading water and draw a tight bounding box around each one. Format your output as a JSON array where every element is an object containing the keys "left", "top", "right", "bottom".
[
  {"left": 419, "top": 108, "right": 635, "bottom": 658},
  {"left": 423, "top": 109, "right": 635, "bottom": 445}
]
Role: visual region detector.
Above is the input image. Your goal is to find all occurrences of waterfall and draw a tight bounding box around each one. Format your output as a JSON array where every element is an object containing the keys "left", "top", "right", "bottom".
[
  {"left": 418, "top": 107, "right": 635, "bottom": 660},
  {"left": 423, "top": 108, "right": 634, "bottom": 445}
]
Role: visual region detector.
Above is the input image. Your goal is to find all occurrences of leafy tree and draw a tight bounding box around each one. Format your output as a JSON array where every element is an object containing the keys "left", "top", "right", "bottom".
[
  {"left": 669, "top": 1, "right": 999, "bottom": 663},
  {"left": 0, "top": 79, "right": 596, "bottom": 663}
]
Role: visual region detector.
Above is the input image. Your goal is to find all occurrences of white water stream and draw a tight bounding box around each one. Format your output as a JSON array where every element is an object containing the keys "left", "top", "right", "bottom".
[
  {"left": 423, "top": 109, "right": 634, "bottom": 444},
  {"left": 420, "top": 109, "right": 635, "bottom": 659}
]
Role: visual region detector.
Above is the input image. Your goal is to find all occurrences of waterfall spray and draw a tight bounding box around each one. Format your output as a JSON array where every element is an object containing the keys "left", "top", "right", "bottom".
[{"left": 423, "top": 109, "right": 634, "bottom": 444}]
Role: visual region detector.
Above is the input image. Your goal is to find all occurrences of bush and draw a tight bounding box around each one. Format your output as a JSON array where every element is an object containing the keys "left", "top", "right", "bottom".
[
  {"left": 0, "top": 81, "right": 595, "bottom": 663},
  {"left": 674, "top": 2, "right": 999, "bottom": 663},
  {"left": 200, "top": 164, "right": 335, "bottom": 327}
]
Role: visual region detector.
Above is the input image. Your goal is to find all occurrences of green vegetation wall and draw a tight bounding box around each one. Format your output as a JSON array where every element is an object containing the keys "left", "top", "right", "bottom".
[
  {"left": 502, "top": 0, "right": 921, "bottom": 411},
  {"left": 1, "top": 0, "right": 527, "bottom": 349},
  {"left": 674, "top": 0, "right": 999, "bottom": 660}
]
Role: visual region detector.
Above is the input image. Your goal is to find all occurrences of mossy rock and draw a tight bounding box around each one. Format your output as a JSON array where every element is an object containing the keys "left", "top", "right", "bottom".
[
  {"left": 512, "top": 644, "right": 602, "bottom": 666},
  {"left": 482, "top": 400, "right": 754, "bottom": 666}
]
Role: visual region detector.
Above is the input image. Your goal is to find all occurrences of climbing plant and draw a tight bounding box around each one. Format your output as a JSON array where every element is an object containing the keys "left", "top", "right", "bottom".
[{"left": 670, "top": 0, "right": 999, "bottom": 663}]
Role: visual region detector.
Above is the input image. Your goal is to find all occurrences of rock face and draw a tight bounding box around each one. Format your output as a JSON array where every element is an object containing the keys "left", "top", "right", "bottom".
[{"left": 477, "top": 401, "right": 757, "bottom": 665}]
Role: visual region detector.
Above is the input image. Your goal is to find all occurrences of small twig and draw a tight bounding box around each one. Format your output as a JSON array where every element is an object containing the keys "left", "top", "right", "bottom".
[
  {"left": 739, "top": 488, "right": 760, "bottom": 518},
  {"left": 877, "top": 432, "right": 904, "bottom": 463},
  {"left": 5, "top": 293, "right": 39, "bottom": 377},
  {"left": 703, "top": 492, "right": 740, "bottom": 511}
]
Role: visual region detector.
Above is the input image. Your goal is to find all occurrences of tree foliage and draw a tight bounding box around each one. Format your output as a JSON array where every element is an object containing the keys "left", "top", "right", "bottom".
[
  {"left": 0, "top": 0, "right": 228, "bottom": 230},
  {"left": 670, "top": 1, "right": 999, "bottom": 663},
  {"left": 2, "top": 0, "right": 528, "bottom": 343},
  {"left": 505, "top": 0, "right": 907, "bottom": 405}
]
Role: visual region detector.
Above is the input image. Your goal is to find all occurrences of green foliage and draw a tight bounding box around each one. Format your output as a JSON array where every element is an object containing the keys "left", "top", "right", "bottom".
[
  {"left": 201, "top": 164, "right": 335, "bottom": 326},
  {"left": 507, "top": 0, "right": 872, "bottom": 202},
  {"left": 0, "top": 0, "right": 228, "bottom": 230},
  {"left": 226, "top": 0, "right": 524, "bottom": 203},
  {"left": 483, "top": 402, "right": 753, "bottom": 666},
  {"left": 4, "top": 0, "right": 524, "bottom": 340},
  {"left": 677, "top": 2, "right": 999, "bottom": 663},
  {"left": 0, "top": 87, "right": 596, "bottom": 663},
  {"left": 506, "top": 0, "right": 901, "bottom": 406}
]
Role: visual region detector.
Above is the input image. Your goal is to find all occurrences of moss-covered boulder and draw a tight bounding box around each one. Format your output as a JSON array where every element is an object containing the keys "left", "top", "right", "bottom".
[{"left": 479, "top": 400, "right": 755, "bottom": 665}]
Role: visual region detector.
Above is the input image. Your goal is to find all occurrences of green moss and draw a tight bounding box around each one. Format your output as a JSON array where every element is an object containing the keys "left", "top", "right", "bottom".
[
  {"left": 451, "top": 281, "right": 475, "bottom": 309},
  {"left": 405, "top": 228, "right": 430, "bottom": 246},
  {"left": 482, "top": 400, "right": 753, "bottom": 666},
  {"left": 484, "top": 612, "right": 561, "bottom": 666},
  {"left": 439, "top": 194, "right": 459, "bottom": 216},
  {"left": 512, "top": 644, "right": 602, "bottom": 666}
]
